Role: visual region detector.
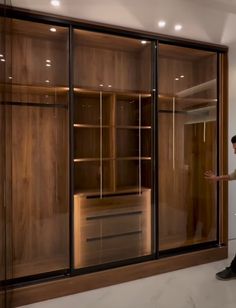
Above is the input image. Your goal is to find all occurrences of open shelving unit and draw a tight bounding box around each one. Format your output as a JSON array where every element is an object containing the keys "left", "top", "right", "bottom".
[
  {"left": 73, "top": 88, "right": 152, "bottom": 268},
  {"left": 73, "top": 88, "right": 152, "bottom": 196}
]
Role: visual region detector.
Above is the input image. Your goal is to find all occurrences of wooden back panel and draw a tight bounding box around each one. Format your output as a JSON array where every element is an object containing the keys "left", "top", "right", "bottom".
[
  {"left": 158, "top": 44, "right": 218, "bottom": 250},
  {"left": 6, "top": 105, "right": 69, "bottom": 278}
]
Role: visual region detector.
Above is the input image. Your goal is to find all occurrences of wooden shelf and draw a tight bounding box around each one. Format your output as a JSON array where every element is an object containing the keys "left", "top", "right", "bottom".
[
  {"left": 116, "top": 125, "right": 151, "bottom": 129},
  {"left": 74, "top": 186, "right": 151, "bottom": 197},
  {"left": 74, "top": 157, "right": 151, "bottom": 163},
  {"left": 116, "top": 157, "right": 151, "bottom": 160},
  {"left": 158, "top": 94, "right": 217, "bottom": 103},
  {"left": 74, "top": 87, "right": 151, "bottom": 98},
  {"left": 74, "top": 158, "right": 114, "bottom": 163},
  {"left": 1, "top": 83, "right": 69, "bottom": 95},
  {"left": 176, "top": 79, "right": 216, "bottom": 97},
  {"left": 3, "top": 101, "right": 68, "bottom": 108},
  {"left": 73, "top": 124, "right": 111, "bottom": 128},
  {"left": 73, "top": 124, "right": 151, "bottom": 129}
]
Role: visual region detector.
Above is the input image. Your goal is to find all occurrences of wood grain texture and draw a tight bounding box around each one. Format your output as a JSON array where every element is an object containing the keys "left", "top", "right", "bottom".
[
  {"left": 219, "top": 52, "right": 228, "bottom": 245},
  {"left": 2, "top": 18, "right": 70, "bottom": 279},
  {"left": 0, "top": 15, "right": 228, "bottom": 305},
  {"left": 11, "top": 246, "right": 227, "bottom": 307},
  {"left": 0, "top": 14, "right": 7, "bottom": 307},
  {"left": 74, "top": 91, "right": 152, "bottom": 194},
  {"left": 158, "top": 44, "right": 218, "bottom": 250},
  {"left": 0, "top": 104, "right": 6, "bottom": 283},
  {"left": 6, "top": 104, "right": 69, "bottom": 279},
  {"left": 184, "top": 122, "right": 216, "bottom": 241},
  {"left": 6, "top": 19, "right": 68, "bottom": 88},
  {"left": 0, "top": 43, "right": 6, "bottom": 287},
  {"left": 74, "top": 30, "right": 151, "bottom": 92},
  {"left": 158, "top": 112, "right": 190, "bottom": 250},
  {"left": 74, "top": 189, "right": 152, "bottom": 268}
]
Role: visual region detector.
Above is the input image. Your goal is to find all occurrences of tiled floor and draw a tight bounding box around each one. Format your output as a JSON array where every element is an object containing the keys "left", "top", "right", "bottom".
[{"left": 21, "top": 240, "right": 236, "bottom": 308}]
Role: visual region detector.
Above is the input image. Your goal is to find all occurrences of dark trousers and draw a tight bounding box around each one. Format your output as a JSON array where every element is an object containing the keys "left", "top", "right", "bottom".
[{"left": 230, "top": 254, "right": 236, "bottom": 272}]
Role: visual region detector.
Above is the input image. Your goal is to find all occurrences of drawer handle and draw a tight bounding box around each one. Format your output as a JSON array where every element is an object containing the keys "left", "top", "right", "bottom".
[
  {"left": 86, "top": 230, "right": 142, "bottom": 242},
  {"left": 86, "top": 191, "right": 141, "bottom": 199},
  {"left": 87, "top": 210, "right": 142, "bottom": 221}
]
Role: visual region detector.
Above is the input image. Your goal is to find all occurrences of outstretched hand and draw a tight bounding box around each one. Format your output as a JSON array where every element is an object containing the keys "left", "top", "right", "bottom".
[{"left": 204, "top": 170, "right": 218, "bottom": 181}]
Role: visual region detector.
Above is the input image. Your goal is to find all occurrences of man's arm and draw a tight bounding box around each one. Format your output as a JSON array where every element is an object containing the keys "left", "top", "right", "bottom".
[{"left": 204, "top": 170, "right": 230, "bottom": 181}]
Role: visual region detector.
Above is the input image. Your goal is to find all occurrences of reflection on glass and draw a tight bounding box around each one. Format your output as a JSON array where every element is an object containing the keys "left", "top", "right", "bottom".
[
  {"left": 5, "top": 19, "right": 69, "bottom": 278},
  {"left": 0, "top": 14, "right": 7, "bottom": 303},
  {"left": 158, "top": 44, "right": 217, "bottom": 250},
  {"left": 73, "top": 30, "right": 153, "bottom": 268}
]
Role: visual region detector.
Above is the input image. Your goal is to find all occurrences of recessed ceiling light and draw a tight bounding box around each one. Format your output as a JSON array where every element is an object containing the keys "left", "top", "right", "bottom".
[
  {"left": 0, "top": 54, "right": 3, "bottom": 57},
  {"left": 45, "top": 80, "right": 50, "bottom": 83},
  {"left": 108, "top": 85, "right": 112, "bottom": 88},
  {"left": 174, "top": 24, "right": 182, "bottom": 31},
  {"left": 50, "top": 0, "right": 60, "bottom": 6},
  {"left": 50, "top": 27, "right": 57, "bottom": 32},
  {"left": 175, "top": 77, "right": 179, "bottom": 81},
  {"left": 46, "top": 59, "right": 51, "bottom": 63},
  {"left": 141, "top": 40, "right": 147, "bottom": 44},
  {"left": 46, "top": 63, "right": 51, "bottom": 67},
  {"left": 158, "top": 20, "right": 166, "bottom": 28},
  {"left": 8, "top": 76, "right": 12, "bottom": 79},
  {"left": 1, "top": 58, "right": 5, "bottom": 62},
  {"left": 180, "top": 75, "right": 184, "bottom": 78},
  {"left": 99, "top": 84, "right": 104, "bottom": 87}
]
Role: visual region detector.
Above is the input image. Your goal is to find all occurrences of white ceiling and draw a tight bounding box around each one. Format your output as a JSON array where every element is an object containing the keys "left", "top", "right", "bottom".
[{"left": 9, "top": 0, "right": 236, "bottom": 45}]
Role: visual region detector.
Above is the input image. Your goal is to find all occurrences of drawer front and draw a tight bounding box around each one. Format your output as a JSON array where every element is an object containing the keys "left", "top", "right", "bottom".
[{"left": 74, "top": 190, "right": 151, "bottom": 268}]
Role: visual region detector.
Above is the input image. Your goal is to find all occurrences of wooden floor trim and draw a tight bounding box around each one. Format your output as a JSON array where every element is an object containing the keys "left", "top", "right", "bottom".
[{"left": 11, "top": 246, "right": 227, "bottom": 307}]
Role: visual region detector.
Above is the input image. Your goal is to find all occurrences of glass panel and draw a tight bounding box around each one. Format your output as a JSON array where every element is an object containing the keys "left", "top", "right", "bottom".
[
  {"left": 0, "top": 12, "right": 7, "bottom": 307},
  {"left": 5, "top": 19, "right": 69, "bottom": 278},
  {"left": 158, "top": 44, "right": 217, "bottom": 250},
  {"left": 73, "top": 29, "right": 153, "bottom": 268}
]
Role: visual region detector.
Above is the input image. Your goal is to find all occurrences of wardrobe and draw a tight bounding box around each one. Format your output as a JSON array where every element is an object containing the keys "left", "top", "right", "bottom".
[{"left": 0, "top": 6, "right": 228, "bottom": 307}]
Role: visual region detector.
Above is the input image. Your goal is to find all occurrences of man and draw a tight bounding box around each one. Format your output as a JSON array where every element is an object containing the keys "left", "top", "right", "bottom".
[{"left": 205, "top": 135, "right": 236, "bottom": 280}]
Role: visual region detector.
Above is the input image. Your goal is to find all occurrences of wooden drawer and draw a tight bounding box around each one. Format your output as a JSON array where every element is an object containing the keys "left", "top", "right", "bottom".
[{"left": 74, "top": 189, "right": 151, "bottom": 268}]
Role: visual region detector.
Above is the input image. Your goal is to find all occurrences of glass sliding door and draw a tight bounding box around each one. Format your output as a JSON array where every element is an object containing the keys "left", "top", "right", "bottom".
[
  {"left": 158, "top": 43, "right": 218, "bottom": 251},
  {"left": 5, "top": 19, "right": 69, "bottom": 278},
  {"left": 0, "top": 12, "right": 7, "bottom": 308},
  {"left": 73, "top": 29, "right": 154, "bottom": 268}
]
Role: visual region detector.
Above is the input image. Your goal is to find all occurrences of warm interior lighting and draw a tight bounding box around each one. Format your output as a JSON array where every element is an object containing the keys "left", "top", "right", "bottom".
[
  {"left": 174, "top": 24, "right": 182, "bottom": 31},
  {"left": 51, "top": 0, "right": 60, "bottom": 6},
  {"left": 0, "top": 54, "right": 3, "bottom": 57},
  {"left": 50, "top": 27, "right": 57, "bottom": 32},
  {"left": 158, "top": 20, "right": 166, "bottom": 28},
  {"left": 108, "top": 85, "right": 112, "bottom": 88},
  {"left": 141, "top": 40, "right": 147, "bottom": 44},
  {"left": 46, "top": 63, "right": 51, "bottom": 67},
  {"left": 46, "top": 59, "right": 51, "bottom": 63},
  {"left": 99, "top": 84, "right": 104, "bottom": 87},
  {"left": 45, "top": 80, "right": 50, "bottom": 83},
  {"left": 175, "top": 77, "right": 179, "bottom": 81},
  {"left": 8, "top": 76, "right": 13, "bottom": 79},
  {"left": 1, "top": 58, "right": 5, "bottom": 62},
  {"left": 180, "top": 75, "right": 184, "bottom": 78}
]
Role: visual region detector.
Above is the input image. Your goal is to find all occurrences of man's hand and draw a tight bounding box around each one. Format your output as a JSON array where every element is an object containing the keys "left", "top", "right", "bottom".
[{"left": 204, "top": 170, "right": 218, "bottom": 181}]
